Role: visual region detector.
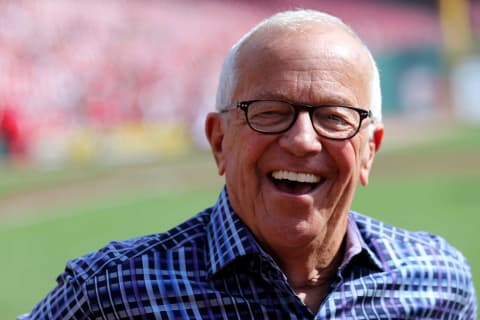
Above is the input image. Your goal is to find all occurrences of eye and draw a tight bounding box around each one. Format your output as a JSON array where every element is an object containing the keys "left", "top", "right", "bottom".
[
  {"left": 248, "top": 101, "right": 292, "bottom": 126},
  {"left": 326, "top": 114, "right": 348, "bottom": 125},
  {"left": 313, "top": 106, "right": 358, "bottom": 131}
]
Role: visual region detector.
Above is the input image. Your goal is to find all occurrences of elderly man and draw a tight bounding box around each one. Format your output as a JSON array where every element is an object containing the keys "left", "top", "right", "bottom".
[{"left": 22, "top": 9, "right": 476, "bottom": 319}]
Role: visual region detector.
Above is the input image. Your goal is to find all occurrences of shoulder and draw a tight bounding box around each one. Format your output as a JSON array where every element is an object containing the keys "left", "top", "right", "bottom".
[
  {"left": 64, "top": 208, "right": 212, "bottom": 283},
  {"left": 24, "top": 209, "right": 214, "bottom": 319},
  {"left": 351, "top": 211, "right": 471, "bottom": 273},
  {"left": 351, "top": 212, "right": 477, "bottom": 318}
]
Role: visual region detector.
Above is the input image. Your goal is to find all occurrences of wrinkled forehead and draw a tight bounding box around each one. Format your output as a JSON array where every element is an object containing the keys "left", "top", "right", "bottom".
[
  {"left": 237, "top": 22, "right": 371, "bottom": 72},
  {"left": 232, "top": 23, "right": 373, "bottom": 103}
]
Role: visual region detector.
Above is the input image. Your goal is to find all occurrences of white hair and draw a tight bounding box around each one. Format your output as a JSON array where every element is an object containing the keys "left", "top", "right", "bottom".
[{"left": 215, "top": 9, "right": 382, "bottom": 124}]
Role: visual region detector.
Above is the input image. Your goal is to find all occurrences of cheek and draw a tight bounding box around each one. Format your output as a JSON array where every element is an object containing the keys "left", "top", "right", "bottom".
[
  {"left": 320, "top": 143, "right": 361, "bottom": 215},
  {"left": 223, "top": 131, "right": 276, "bottom": 222},
  {"left": 327, "top": 143, "right": 358, "bottom": 176},
  {"left": 323, "top": 140, "right": 364, "bottom": 196},
  {"left": 223, "top": 130, "right": 272, "bottom": 185}
]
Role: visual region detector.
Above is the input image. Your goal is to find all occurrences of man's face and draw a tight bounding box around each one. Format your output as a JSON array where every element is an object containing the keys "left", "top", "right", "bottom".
[{"left": 207, "top": 25, "right": 382, "bottom": 254}]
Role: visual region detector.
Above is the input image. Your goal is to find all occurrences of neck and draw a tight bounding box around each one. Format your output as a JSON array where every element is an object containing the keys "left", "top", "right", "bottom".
[
  {"left": 268, "top": 218, "right": 348, "bottom": 312},
  {"left": 279, "top": 233, "right": 345, "bottom": 289}
]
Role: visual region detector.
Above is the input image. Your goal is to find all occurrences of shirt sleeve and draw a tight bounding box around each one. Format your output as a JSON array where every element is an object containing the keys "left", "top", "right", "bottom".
[
  {"left": 428, "top": 232, "right": 478, "bottom": 320},
  {"left": 460, "top": 270, "right": 478, "bottom": 320},
  {"left": 18, "top": 269, "right": 92, "bottom": 320}
]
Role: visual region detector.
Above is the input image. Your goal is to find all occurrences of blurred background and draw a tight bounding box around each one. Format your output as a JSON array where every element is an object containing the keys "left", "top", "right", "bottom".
[
  {"left": 0, "top": 0, "right": 479, "bottom": 318},
  {"left": 0, "top": 0, "right": 478, "bottom": 167}
]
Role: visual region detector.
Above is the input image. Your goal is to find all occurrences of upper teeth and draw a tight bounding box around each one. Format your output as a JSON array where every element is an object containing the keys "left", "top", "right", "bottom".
[{"left": 271, "top": 170, "right": 320, "bottom": 183}]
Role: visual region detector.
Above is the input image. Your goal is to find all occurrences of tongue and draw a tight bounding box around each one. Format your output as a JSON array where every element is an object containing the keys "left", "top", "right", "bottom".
[{"left": 274, "top": 179, "right": 317, "bottom": 195}]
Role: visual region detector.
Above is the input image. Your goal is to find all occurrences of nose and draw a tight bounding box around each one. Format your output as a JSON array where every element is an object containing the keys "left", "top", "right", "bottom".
[{"left": 278, "top": 111, "right": 322, "bottom": 156}]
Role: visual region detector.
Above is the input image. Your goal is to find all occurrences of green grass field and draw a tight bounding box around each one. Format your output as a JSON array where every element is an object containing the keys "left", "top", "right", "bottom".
[{"left": 1, "top": 125, "right": 479, "bottom": 318}]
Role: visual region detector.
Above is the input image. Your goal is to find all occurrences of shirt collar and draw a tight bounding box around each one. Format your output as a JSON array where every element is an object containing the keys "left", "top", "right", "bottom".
[
  {"left": 206, "top": 187, "right": 263, "bottom": 278},
  {"left": 206, "top": 188, "right": 384, "bottom": 277},
  {"left": 339, "top": 212, "right": 384, "bottom": 272}
]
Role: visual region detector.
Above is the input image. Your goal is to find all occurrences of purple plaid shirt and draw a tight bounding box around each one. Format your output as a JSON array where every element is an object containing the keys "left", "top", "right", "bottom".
[{"left": 20, "top": 188, "right": 477, "bottom": 319}]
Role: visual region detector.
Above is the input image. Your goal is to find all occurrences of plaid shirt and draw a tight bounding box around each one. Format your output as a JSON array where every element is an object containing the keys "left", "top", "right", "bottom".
[{"left": 21, "top": 187, "right": 477, "bottom": 319}]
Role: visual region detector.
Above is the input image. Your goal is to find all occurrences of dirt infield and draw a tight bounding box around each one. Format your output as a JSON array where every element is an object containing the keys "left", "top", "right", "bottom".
[{"left": 0, "top": 153, "right": 222, "bottom": 223}]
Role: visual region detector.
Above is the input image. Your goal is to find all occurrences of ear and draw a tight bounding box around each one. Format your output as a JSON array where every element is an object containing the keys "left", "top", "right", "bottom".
[
  {"left": 359, "top": 124, "right": 384, "bottom": 186},
  {"left": 205, "top": 112, "right": 227, "bottom": 176}
]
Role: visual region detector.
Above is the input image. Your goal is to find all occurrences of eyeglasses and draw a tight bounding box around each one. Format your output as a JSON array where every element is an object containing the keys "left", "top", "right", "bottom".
[{"left": 221, "top": 99, "right": 372, "bottom": 140}]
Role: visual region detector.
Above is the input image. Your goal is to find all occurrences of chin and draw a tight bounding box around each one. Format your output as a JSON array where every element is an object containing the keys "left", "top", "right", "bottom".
[
  {"left": 262, "top": 205, "right": 324, "bottom": 242},
  {"left": 270, "top": 224, "right": 321, "bottom": 249}
]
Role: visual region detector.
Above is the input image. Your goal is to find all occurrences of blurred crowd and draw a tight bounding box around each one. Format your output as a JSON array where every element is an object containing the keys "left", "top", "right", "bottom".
[
  {"left": 0, "top": 1, "right": 255, "bottom": 165},
  {"left": 0, "top": 0, "right": 478, "bottom": 166}
]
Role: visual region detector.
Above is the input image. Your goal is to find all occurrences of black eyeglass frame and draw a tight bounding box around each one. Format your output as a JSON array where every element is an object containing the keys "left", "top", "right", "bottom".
[{"left": 222, "top": 99, "right": 372, "bottom": 140}]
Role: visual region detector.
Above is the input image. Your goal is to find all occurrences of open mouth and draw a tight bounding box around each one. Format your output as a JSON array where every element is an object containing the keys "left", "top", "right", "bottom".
[{"left": 270, "top": 170, "right": 324, "bottom": 195}]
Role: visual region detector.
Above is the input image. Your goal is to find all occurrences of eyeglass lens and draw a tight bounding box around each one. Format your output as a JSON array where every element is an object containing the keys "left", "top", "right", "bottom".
[{"left": 246, "top": 100, "right": 362, "bottom": 139}]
